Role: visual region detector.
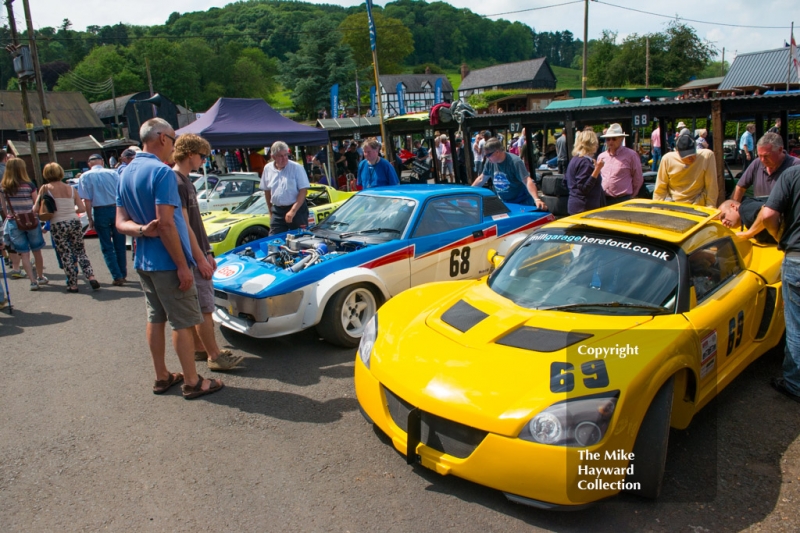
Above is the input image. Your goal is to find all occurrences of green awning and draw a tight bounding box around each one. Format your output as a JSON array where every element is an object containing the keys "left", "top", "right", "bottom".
[{"left": 545, "top": 97, "right": 614, "bottom": 110}]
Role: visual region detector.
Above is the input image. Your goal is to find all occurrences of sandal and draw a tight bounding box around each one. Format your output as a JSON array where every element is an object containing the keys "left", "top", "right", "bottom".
[
  {"left": 66, "top": 286, "right": 79, "bottom": 293},
  {"left": 153, "top": 372, "right": 184, "bottom": 394},
  {"left": 182, "top": 374, "right": 224, "bottom": 399},
  {"left": 89, "top": 279, "right": 100, "bottom": 290}
]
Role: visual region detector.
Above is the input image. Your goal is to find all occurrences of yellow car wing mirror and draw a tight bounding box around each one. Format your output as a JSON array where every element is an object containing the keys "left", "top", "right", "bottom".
[{"left": 487, "top": 249, "right": 504, "bottom": 269}]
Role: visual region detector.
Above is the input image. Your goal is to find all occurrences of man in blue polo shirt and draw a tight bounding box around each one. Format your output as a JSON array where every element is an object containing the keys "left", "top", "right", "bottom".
[
  {"left": 357, "top": 138, "right": 399, "bottom": 189},
  {"left": 79, "top": 153, "right": 127, "bottom": 285},
  {"left": 116, "top": 117, "right": 224, "bottom": 400}
]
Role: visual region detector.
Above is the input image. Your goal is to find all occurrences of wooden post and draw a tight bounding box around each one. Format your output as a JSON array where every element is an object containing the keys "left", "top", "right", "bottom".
[
  {"left": 780, "top": 109, "right": 789, "bottom": 148},
  {"left": 754, "top": 114, "right": 764, "bottom": 143},
  {"left": 524, "top": 125, "right": 535, "bottom": 175},
  {"left": 5, "top": 0, "right": 42, "bottom": 185},
  {"left": 711, "top": 101, "right": 725, "bottom": 204},
  {"left": 22, "top": 0, "right": 56, "bottom": 164}
]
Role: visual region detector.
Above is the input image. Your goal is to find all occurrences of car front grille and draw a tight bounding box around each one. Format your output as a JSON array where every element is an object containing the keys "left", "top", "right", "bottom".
[{"left": 383, "top": 386, "right": 487, "bottom": 459}]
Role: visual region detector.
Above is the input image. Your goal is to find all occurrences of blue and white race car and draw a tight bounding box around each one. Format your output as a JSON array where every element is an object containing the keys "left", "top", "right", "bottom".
[{"left": 212, "top": 185, "right": 554, "bottom": 347}]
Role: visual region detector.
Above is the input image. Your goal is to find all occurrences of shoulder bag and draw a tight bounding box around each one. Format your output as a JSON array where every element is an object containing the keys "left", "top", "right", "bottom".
[
  {"left": 3, "top": 190, "right": 39, "bottom": 230},
  {"left": 36, "top": 186, "right": 57, "bottom": 222}
]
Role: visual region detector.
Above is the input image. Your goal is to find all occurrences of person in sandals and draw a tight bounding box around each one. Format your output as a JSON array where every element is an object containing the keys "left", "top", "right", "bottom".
[
  {"left": 115, "top": 118, "right": 223, "bottom": 399},
  {"left": 172, "top": 134, "right": 244, "bottom": 371}
]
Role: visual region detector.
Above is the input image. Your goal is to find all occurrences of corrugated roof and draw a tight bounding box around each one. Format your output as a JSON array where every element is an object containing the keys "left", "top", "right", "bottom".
[
  {"left": 719, "top": 48, "right": 799, "bottom": 90},
  {"left": 676, "top": 77, "right": 725, "bottom": 91},
  {"left": 379, "top": 74, "right": 453, "bottom": 94},
  {"left": 0, "top": 91, "right": 104, "bottom": 130},
  {"left": 459, "top": 58, "right": 555, "bottom": 91},
  {"left": 90, "top": 93, "right": 142, "bottom": 119},
  {"left": 316, "top": 117, "right": 382, "bottom": 131},
  {"left": 9, "top": 135, "right": 102, "bottom": 156}
]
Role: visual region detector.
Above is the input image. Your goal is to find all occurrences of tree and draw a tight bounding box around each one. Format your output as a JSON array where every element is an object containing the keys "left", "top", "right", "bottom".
[
  {"left": 660, "top": 22, "right": 715, "bottom": 87},
  {"left": 54, "top": 45, "right": 143, "bottom": 102},
  {"left": 282, "top": 19, "right": 357, "bottom": 119},
  {"left": 586, "top": 31, "right": 618, "bottom": 87},
  {"left": 339, "top": 11, "right": 413, "bottom": 74}
]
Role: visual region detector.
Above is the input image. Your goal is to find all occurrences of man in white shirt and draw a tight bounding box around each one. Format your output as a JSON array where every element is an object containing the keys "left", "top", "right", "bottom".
[{"left": 261, "top": 141, "right": 310, "bottom": 236}]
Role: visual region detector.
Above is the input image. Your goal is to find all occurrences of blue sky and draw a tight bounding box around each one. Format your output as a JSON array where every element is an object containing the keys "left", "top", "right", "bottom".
[{"left": 24, "top": 0, "right": 797, "bottom": 63}]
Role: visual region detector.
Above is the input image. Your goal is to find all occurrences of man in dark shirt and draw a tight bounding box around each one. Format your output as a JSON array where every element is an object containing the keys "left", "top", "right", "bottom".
[
  {"left": 344, "top": 142, "right": 360, "bottom": 175},
  {"left": 718, "top": 198, "right": 775, "bottom": 244},
  {"left": 733, "top": 133, "right": 800, "bottom": 201},
  {"left": 762, "top": 165, "right": 800, "bottom": 402},
  {"left": 454, "top": 138, "right": 469, "bottom": 185},
  {"left": 173, "top": 134, "right": 244, "bottom": 372}
]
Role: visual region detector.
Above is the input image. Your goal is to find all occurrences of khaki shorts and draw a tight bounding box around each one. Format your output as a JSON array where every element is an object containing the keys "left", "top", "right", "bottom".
[
  {"left": 138, "top": 269, "right": 203, "bottom": 330},
  {"left": 193, "top": 267, "right": 215, "bottom": 314}
]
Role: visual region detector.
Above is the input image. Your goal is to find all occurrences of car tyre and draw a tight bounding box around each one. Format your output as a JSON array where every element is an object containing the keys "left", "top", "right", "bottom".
[
  {"left": 625, "top": 376, "right": 674, "bottom": 499},
  {"left": 236, "top": 226, "right": 270, "bottom": 247},
  {"left": 317, "top": 283, "right": 379, "bottom": 348}
]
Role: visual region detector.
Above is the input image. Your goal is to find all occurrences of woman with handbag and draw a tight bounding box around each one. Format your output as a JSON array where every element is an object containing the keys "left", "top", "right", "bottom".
[
  {"left": 39, "top": 163, "right": 98, "bottom": 293},
  {"left": 0, "top": 158, "right": 48, "bottom": 290}
]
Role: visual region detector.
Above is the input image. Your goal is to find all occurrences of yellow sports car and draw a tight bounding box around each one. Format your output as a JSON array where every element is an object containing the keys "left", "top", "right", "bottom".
[
  {"left": 204, "top": 184, "right": 354, "bottom": 256},
  {"left": 355, "top": 200, "right": 785, "bottom": 509}
]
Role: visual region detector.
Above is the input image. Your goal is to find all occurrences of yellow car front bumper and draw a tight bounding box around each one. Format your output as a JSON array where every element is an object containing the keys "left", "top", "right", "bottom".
[{"left": 355, "top": 357, "right": 625, "bottom": 508}]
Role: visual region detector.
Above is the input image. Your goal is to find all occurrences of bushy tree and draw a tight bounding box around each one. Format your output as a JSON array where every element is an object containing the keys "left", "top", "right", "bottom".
[
  {"left": 282, "top": 19, "right": 357, "bottom": 119},
  {"left": 339, "top": 11, "right": 414, "bottom": 74}
]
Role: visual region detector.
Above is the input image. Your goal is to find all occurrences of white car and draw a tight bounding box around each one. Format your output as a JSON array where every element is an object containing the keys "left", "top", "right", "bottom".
[{"left": 197, "top": 173, "right": 260, "bottom": 212}]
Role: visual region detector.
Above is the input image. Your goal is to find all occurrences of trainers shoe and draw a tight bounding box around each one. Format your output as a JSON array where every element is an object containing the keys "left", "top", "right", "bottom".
[
  {"left": 207, "top": 350, "right": 244, "bottom": 371},
  {"left": 29, "top": 281, "right": 39, "bottom": 291},
  {"left": 10, "top": 270, "right": 24, "bottom": 279},
  {"left": 112, "top": 279, "right": 125, "bottom": 286},
  {"left": 37, "top": 276, "right": 49, "bottom": 285},
  {"left": 194, "top": 350, "right": 208, "bottom": 362},
  {"left": 771, "top": 377, "right": 800, "bottom": 403}
]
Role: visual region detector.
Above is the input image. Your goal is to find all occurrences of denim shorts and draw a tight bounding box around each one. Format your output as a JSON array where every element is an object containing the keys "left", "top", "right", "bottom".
[{"left": 3, "top": 219, "right": 45, "bottom": 253}]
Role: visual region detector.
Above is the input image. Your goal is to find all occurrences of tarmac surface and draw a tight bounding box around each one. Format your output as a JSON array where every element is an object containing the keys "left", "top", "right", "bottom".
[{"left": 1, "top": 239, "right": 799, "bottom": 532}]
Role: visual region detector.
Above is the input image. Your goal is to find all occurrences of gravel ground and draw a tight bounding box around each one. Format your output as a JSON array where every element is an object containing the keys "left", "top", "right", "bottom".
[{"left": 0, "top": 239, "right": 798, "bottom": 533}]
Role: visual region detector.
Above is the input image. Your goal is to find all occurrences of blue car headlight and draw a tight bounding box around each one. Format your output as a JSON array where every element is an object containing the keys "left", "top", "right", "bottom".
[
  {"left": 208, "top": 227, "right": 230, "bottom": 243},
  {"left": 519, "top": 392, "right": 619, "bottom": 447},
  {"left": 358, "top": 315, "right": 377, "bottom": 369}
]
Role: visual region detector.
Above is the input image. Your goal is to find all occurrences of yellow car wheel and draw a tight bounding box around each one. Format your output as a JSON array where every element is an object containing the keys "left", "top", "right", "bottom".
[
  {"left": 626, "top": 377, "right": 674, "bottom": 499},
  {"left": 236, "top": 226, "right": 270, "bottom": 248}
]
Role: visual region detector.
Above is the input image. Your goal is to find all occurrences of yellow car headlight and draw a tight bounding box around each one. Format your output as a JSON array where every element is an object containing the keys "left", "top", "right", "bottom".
[
  {"left": 358, "top": 315, "right": 377, "bottom": 369},
  {"left": 208, "top": 227, "right": 230, "bottom": 243},
  {"left": 519, "top": 392, "right": 619, "bottom": 447}
]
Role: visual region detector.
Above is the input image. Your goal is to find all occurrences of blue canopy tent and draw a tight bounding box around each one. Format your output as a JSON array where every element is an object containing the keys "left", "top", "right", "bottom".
[{"left": 176, "top": 98, "right": 329, "bottom": 148}]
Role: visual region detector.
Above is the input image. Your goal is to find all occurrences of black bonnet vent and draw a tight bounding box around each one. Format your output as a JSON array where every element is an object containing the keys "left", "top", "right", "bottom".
[
  {"left": 496, "top": 327, "right": 593, "bottom": 352},
  {"left": 441, "top": 300, "right": 489, "bottom": 332}
]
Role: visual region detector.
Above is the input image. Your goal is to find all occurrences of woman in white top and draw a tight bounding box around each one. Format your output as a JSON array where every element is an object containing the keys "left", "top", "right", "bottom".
[{"left": 38, "top": 163, "right": 99, "bottom": 292}]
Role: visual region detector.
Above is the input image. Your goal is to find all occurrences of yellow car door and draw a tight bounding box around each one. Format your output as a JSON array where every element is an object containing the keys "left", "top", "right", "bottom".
[{"left": 682, "top": 237, "right": 764, "bottom": 405}]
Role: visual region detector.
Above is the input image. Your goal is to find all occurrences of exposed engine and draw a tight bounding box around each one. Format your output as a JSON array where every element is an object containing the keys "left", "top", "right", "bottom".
[{"left": 235, "top": 232, "right": 364, "bottom": 272}]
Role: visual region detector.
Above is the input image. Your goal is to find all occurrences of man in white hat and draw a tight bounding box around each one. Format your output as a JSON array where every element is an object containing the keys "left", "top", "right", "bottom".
[
  {"left": 653, "top": 132, "right": 718, "bottom": 207},
  {"left": 598, "top": 123, "right": 643, "bottom": 205}
]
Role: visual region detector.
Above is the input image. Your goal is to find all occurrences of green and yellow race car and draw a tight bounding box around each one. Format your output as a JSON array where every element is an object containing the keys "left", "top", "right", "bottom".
[
  {"left": 355, "top": 199, "right": 785, "bottom": 509},
  {"left": 204, "top": 184, "right": 354, "bottom": 256}
]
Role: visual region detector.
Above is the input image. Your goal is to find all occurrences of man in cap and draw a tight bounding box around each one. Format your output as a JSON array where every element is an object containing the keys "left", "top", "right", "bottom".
[
  {"left": 653, "top": 132, "right": 718, "bottom": 207},
  {"left": 79, "top": 154, "right": 128, "bottom": 285},
  {"left": 598, "top": 123, "right": 643, "bottom": 205},
  {"left": 116, "top": 148, "right": 138, "bottom": 176},
  {"left": 472, "top": 138, "right": 547, "bottom": 210},
  {"left": 732, "top": 132, "right": 800, "bottom": 201}
]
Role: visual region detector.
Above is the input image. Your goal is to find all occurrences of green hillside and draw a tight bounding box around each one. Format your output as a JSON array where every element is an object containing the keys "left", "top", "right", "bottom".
[{"left": 552, "top": 66, "right": 582, "bottom": 89}]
